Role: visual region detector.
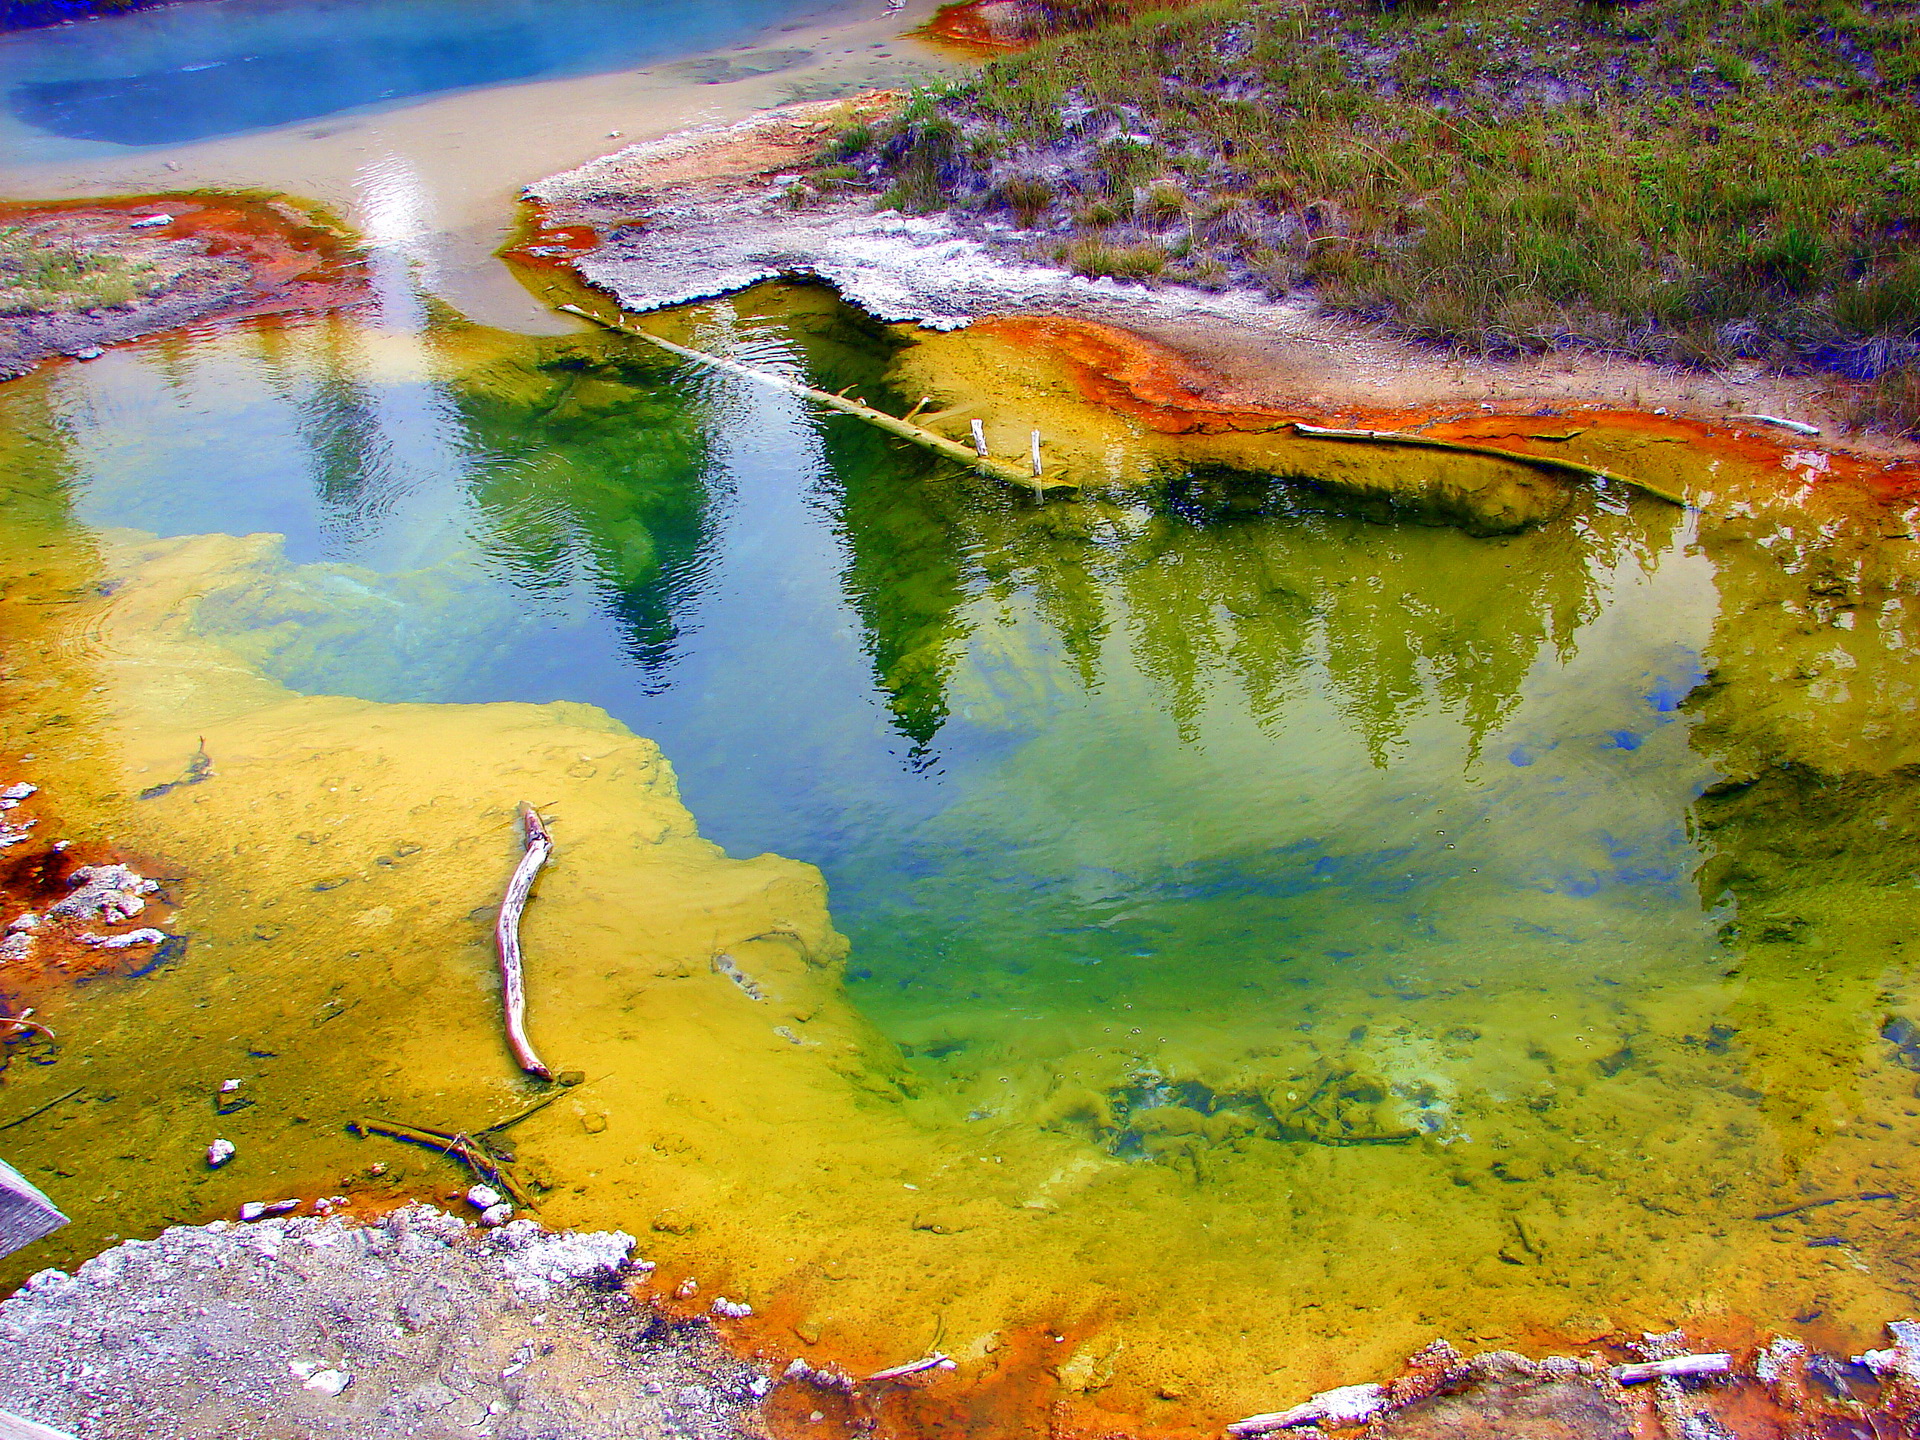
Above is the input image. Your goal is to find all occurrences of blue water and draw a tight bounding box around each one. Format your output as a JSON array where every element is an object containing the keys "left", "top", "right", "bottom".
[{"left": 2, "top": 0, "right": 837, "bottom": 150}]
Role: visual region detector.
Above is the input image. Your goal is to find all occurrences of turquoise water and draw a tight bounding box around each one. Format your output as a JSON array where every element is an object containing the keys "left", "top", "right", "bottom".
[
  {"left": 6, "top": 290, "right": 1728, "bottom": 1088},
  {"left": 14, "top": 282, "right": 1920, "bottom": 1401},
  {"left": 1, "top": 0, "right": 837, "bottom": 153}
]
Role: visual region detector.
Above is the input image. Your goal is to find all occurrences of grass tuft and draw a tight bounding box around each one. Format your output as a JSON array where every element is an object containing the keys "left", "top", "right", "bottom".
[{"left": 0, "top": 225, "right": 155, "bottom": 315}]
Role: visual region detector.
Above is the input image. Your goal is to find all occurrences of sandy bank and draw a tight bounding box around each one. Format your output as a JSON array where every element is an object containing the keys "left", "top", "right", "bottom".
[{"left": 525, "top": 100, "right": 1917, "bottom": 464}]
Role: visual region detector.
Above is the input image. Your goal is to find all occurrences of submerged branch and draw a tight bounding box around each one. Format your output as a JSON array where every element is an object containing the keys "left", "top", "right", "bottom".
[
  {"left": 353, "top": 1117, "right": 534, "bottom": 1208},
  {"left": 557, "top": 303, "right": 1076, "bottom": 497},
  {"left": 496, "top": 805, "right": 554, "bottom": 1081},
  {"left": 1287, "top": 422, "right": 1693, "bottom": 509}
]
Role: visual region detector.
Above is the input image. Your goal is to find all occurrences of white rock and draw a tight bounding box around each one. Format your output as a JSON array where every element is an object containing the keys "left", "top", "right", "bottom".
[
  {"left": 711, "top": 1296, "right": 752, "bottom": 1319},
  {"left": 129, "top": 214, "right": 172, "bottom": 229},
  {"left": 206, "top": 1139, "right": 235, "bottom": 1168},
  {"left": 303, "top": 1368, "right": 351, "bottom": 1397},
  {"left": 220, "top": 1079, "right": 242, "bottom": 1093},
  {"left": 478, "top": 1203, "right": 513, "bottom": 1227},
  {"left": 76, "top": 928, "right": 167, "bottom": 949},
  {"left": 6, "top": 913, "right": 39, "bottom": 932},
  {"left": 466, "top": 1184, "right": 502, "bottom": 1210},
  {"left": 51, "top": 864, "right": 158, "bottom": 923},
  {"left": 239, "top": 1202, "right": 266, "bottom": 1222},
  {"left": 0, "top": 783, "right": 35, "bottom": 802}
]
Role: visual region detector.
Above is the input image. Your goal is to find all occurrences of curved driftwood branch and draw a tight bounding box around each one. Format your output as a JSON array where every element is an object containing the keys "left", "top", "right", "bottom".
[
  {"left": 556, "top": 303, "right": 1077, "bottom": 496},
  {"left": 496, "top": 805, "right": 554, "bottom": 1080},
  {"left": 1286, "top": 421, "right": 1693, "bottom": 509},
  {"left": 864, "top": 1353, "right": 954, "bottom": 1383},
  {"left": 1726, "top": 412, "right": 1820, "bottom": 436}
]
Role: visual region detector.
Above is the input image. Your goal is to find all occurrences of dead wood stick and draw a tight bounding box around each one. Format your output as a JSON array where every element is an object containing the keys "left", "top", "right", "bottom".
[
  {"left": 0, "top": 1087, "right": 83, "bottom": 1132},
  {"left": 496, "top": 805, "right": 554, "bottom": 1081},
  {"left": 1726, "top": 413, "right": 1820, "bottom": 436},
  {"left": 1612, "top": 1354, "right": 1731, "bottom": 1385},
  {"left": 0, "top": 1009, "right": 54, "bottom": 1042},
  {"left": 354, "top": 1118, "right": 534, "bottom": 1207},
  {"left": 864, "top": 1353, "right": 953, "bottom": 1382},
  {"left": 480, "top": 1089, "right": 571, "bottom": 1135},
  {"left": 0, "top": 1404, "right": 81, "bottom": 1440},
  {"left": 1754, "top": 1191, "right": 1898, "bottom": 1222},
  {"left": 556, "top": 305, "right": 1074, "bottom": 494},
  {"left": 1286, "top": 421, "right": 1693, "bottom": 509}
]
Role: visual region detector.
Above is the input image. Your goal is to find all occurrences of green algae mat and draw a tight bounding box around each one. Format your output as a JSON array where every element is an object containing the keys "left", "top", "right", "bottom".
[{"left": 2, "top": 285, "right": 1920, "bottom": 1426}]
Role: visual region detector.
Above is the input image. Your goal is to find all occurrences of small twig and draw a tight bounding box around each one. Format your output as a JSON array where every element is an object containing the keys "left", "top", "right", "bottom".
[
  {"left": 1754, "top": 1191, "right": 1897, "bottom": 1222},
  {"left": 1726, "top": 413, "right": 1820, "bottom": 436},
  {"left": 496, "top": 805, "right": 554, "bottom": 1080},
  {"left": 0, "top": 1086, "right": 83, "bottom": 1131},
  {"left": 354, "top": 1117, "right": 534, "bottom": 1208},
  {"left": 479, "top": 1089, "right": 572, "bottom": 1135},
  {"left": 0, "top": 1009, "right": 55, "bottom": 1042},
  {"left": 864, "top": 1353, "right": 953, "bottom": 1383}
]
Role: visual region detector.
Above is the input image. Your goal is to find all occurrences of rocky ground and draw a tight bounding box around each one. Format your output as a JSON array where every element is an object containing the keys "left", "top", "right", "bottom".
[
  {"left": 6, "top": 1205, "right": 1920, "bottom": 1440},
  {"left": 0, "top": 195, "right": 365, "bottom": 380},
  {"left": 0, "top": 1206, "right": 772, "bottom": 1440}
]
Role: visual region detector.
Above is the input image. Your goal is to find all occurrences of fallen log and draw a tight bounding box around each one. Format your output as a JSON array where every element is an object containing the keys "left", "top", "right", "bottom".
[
  {"left": 1726, "top": 412, "right": 1820, "bottom": 436},
  {"left": 1227, "top": 1382, "right": 1387, "bottom": 1434},
  {"left": 496, "top": 805, "right": 554, "bottom": 1081},
  {"left": 556, "top": 304, "right": 1076, "bottom": 496}
]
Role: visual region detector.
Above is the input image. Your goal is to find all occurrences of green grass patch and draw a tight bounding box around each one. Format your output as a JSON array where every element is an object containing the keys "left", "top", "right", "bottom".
[
  {"left": 841, "top": 0, "right": 1920, "bottom": 392},
  {"left": 0, "top": 226, "right": 156, "bottom": 316}
]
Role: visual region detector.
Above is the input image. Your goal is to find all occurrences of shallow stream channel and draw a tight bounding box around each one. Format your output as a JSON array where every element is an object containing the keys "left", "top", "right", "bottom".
[{"left": 6, "top": 2, "right": 1920, "bottom": 1428}]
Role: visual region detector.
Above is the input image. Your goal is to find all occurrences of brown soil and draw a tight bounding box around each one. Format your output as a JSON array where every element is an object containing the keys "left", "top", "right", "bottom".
[{"left": 0, "top": 192, "right": 367, "bottom": 381}]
